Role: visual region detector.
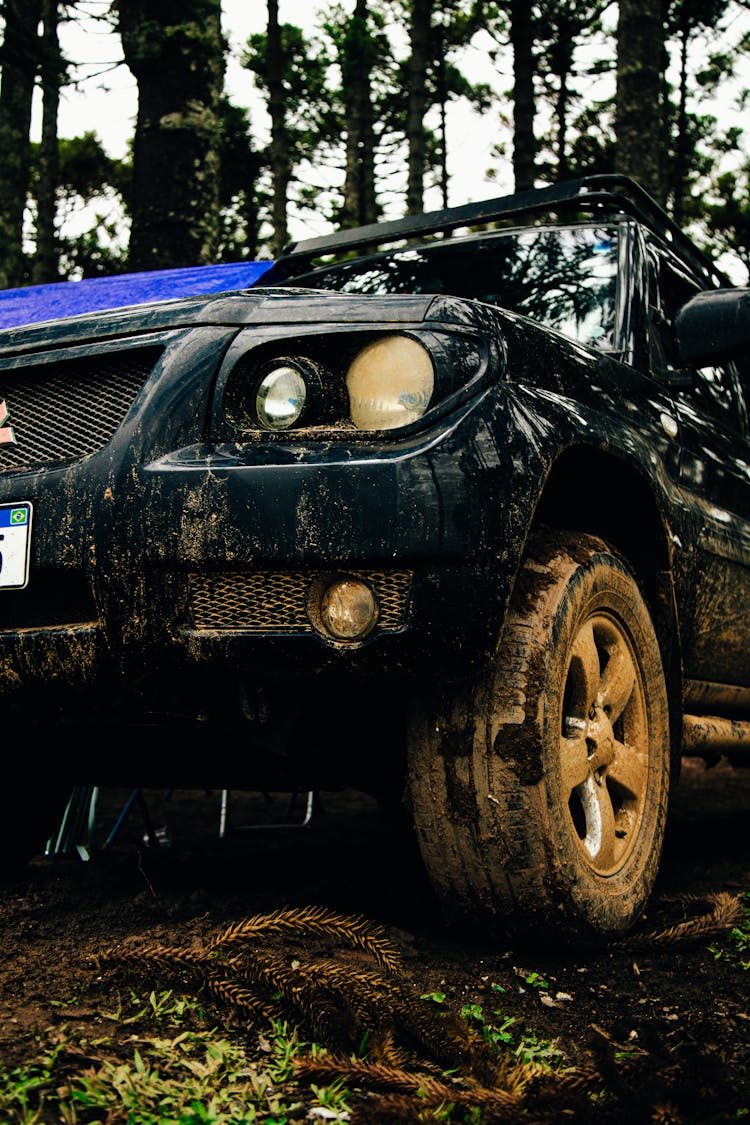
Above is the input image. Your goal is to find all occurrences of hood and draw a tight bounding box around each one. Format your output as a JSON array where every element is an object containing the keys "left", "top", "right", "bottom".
[
  {"left": 0, "top": 261, "right": 275, "bottom": 330},
  {"left": 0, "top": 284, "right": 437, "bottom": 358}
]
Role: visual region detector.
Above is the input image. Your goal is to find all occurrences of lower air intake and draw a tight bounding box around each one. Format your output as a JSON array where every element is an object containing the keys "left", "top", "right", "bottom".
[{"left": 188, "top": 570, "right": 412, "bottom": 633}]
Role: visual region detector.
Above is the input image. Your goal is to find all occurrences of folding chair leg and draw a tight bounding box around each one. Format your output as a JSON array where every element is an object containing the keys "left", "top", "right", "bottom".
[
  {"left": 45, "top": 786, "right": 98, "bottom": 861},
  {"left": 219, "top": 789, "right": 320, "bottom": 835},
  {"left": 103, "top": 788, "right": 160, "bottom": 849}
]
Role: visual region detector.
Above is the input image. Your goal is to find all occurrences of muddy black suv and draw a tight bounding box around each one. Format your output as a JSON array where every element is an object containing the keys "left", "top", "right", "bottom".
[{"left": 2, "top": 175, "right": 749, "bottom": 939}]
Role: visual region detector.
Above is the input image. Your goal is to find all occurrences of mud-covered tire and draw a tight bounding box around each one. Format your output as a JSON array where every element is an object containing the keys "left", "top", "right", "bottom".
[{"left": 407, "top": 531, "right": 671, "bottom": 940}]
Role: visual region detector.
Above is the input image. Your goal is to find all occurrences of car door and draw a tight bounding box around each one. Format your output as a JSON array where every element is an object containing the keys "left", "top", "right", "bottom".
[{"left": 647, "top": 243, "right": 750, "bottom": 692}]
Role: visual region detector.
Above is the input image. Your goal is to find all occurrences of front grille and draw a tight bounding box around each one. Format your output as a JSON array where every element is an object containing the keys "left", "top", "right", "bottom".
[
  {"left": 0, "top": 347, "right": 161, "bottom": 470},
  {"left": 189, "top": 570, "right": 412, "bottom": 634}
]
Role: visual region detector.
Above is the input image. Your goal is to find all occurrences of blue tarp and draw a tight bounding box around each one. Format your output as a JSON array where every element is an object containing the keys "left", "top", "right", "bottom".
[{"left": 0, "top": 260, "right": 276, "bottom": 330}]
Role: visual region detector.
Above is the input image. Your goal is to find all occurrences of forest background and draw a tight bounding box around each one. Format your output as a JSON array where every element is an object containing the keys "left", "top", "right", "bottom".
[{"left": 1, "top": 0, "right": 749, "bottom": 294}]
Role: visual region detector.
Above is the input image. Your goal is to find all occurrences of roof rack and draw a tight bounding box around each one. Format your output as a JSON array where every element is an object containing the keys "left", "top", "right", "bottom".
[{"left": 276, "top": 174, "right": 723, "bottom": 288}]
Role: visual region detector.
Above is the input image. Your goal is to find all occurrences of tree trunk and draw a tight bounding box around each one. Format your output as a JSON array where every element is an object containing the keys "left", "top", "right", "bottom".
[
  {"left": 614, "top": 0, "right": 666, "bottom": 203},
  {"left": 672, "top": 22, "right": 689, "bottom": 224},
  {"left": 33, "top": 0, "right": 61, "bottom": 284},
  {"left": 242, "top": 148, "right": 263, "bottom": 260},
  {"left": 406, "top": 0, "right": 432, "bottom": 215},
  {"left": 0, "top": 0, "right": 42, "bottom": 289},
  {"left": 117, "top": 0, "right": 224, "bottom": 270},
  {"left": 266, "top": 0, "right": 290, "bottom": 255},
  {"left": 511, "top": 0, "right": 536, "bottom": 191},
  {"left": 436, "top": 22, "right": 449, "bottom": 209},
  {"left": 553, "top": 19, "right": 573, "bottom": 181},
  {"left": 341, "top": 0, "right": 378, "bottom": 227}
]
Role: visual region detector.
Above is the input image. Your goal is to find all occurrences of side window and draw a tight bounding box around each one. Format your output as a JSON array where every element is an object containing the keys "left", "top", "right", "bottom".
[
  {"left": 693, "top": 363, "right": 744, "bottom": 424},
  {"left": 648, "top": 246, "right": 745, "bottom": 431}
]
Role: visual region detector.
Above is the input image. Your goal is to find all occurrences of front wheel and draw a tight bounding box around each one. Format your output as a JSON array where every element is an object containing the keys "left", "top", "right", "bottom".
[{"left": 408, "top": 531, "right": 671, "bottom": 940}]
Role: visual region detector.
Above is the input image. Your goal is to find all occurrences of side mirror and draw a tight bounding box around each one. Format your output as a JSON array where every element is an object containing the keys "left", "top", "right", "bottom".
[{"left": 675, "top": 288, "right": 750, "bottom": 367}]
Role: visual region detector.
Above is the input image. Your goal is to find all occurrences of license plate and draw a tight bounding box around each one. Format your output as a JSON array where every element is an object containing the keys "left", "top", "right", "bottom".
[{"left": 0, "top": 502, "right": 32, "bottom": 589}]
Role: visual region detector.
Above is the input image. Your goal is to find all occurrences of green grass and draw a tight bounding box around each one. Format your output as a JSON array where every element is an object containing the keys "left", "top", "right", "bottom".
[
  {"left": 0, "top": 1048, "right": 61, "bottom": 1125},
  {"left": 709, "top": 892, "right": 750, "bottom": 970},
  {"left": 60, "top": 1030, "right": 302, "bottom": 1125},
  {"left": 459, "top": 998, "right": 568, "bottom": 1071},
  {"left": 1, "top": 980, "right": 570, "bottom": 1125},
  {"left": 0, "top": 993, "right": 351, "bottom": 1125}
]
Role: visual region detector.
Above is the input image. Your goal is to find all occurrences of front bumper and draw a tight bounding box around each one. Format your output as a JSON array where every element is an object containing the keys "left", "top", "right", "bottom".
[{"left": 0, "top": 314, "right": 544, "bottom": 743}]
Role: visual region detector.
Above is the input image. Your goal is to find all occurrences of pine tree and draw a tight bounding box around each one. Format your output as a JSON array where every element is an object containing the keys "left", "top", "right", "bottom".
[
  {"left": 243, "top": 9, "right": 332, "bottom": 252},
  {"left": 484, "top": 1, "right": 538, "bottom": 191},
  {"left": 117, "top": 0, "right": 224, "bottom": 270},
  {"left": 615, "top": 0, "right": 667, "bottom": 202},
  {"left": 52, "top": 131, "right": 131, "bottom": 278},
  {"left": 706, "top": 165, "right": 750, "bottom": 281},
  {"left": 535, "top": 0, "right": 609, "bottom": 183},
  {"left": 510, "top": 0, "right": 536, "bottom": 190},
  {"left": 406, "top": 0, "right": 433, "bottom": 213},
  {"left": 428, "top": 1, "right": 492, "bottom": 206},
  {"left": 340, "top": 0, "right": 379, "bottom": 226},
  {"left": 0, "top": 0, "right": 42, "bottom": 288},
  {"left": 265, "top": 0, "right": 290, "bottom": 255},
  {"left": 667, "top": 0, "right": 732, "bottom": 222},
  {"left": 388, "top": 0, "right": 491, "bottom": 211},
  {"left": 32, "top": 0, "right": 63, "bottom": 284},
  {"left": 214, "top": 99, "right": 264, "bottom": 261}
]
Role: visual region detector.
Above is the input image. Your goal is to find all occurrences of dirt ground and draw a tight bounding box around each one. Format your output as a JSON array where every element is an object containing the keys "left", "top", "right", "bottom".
[{"left": 1, "top": 755, "right": 749, "bottom": 1123}]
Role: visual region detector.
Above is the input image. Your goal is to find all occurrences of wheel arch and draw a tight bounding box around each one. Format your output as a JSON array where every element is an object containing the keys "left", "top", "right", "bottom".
[{"left": 530, "top": 445, "right": 682, "bottom": 773}]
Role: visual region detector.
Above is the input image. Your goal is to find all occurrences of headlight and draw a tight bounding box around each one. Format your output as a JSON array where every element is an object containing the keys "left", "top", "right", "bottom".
[
  {"left": 220, "top": 323, "right": 493, "bottom": 438},
  {"left": 256, "top": 363, "right": 307, "bottom": 429},
  {"left": 346, "top": 335, "right": 434, "bottom": 430}
]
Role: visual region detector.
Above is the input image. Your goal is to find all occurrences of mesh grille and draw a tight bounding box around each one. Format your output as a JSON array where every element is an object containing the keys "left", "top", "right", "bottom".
[
  {"left": 0, "top": 347, "right": 161, "bottom": 470},
  {"left": 189, "top": 570, "right": 412, "bottom": 633}
]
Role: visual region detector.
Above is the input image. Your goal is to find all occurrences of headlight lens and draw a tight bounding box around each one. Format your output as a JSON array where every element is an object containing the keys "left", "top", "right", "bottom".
[
  {"left": 256, "top": 364, "right": 308, "bottom": 429},
  {"left": 346, "top": 335, "right": 434, "bottom": 430}
]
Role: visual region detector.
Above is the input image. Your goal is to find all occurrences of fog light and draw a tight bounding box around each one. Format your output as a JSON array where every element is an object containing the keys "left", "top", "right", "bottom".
[{"left": 320, "top": 578, "right": 378, "bottom": 640}]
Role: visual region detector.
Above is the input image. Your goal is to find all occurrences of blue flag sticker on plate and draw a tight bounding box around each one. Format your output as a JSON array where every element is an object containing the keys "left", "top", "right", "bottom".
[{"left": 0, "top": 501, "right": 32, "bottom": 589}]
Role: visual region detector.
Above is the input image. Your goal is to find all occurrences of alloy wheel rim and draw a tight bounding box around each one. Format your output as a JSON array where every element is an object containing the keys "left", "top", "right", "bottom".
[{"left": 560, "top": 613, "right": 648, "bottom": 876}]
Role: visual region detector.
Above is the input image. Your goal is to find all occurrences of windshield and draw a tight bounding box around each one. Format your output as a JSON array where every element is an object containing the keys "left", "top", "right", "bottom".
[{"left": 283, "top": 225, "right": 619, "bottom": 350}]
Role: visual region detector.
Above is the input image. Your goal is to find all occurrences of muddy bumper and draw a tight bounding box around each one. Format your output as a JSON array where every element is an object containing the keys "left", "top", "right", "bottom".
[{"left": 0, "top": 397, "right": 539, "bottom": 727}]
